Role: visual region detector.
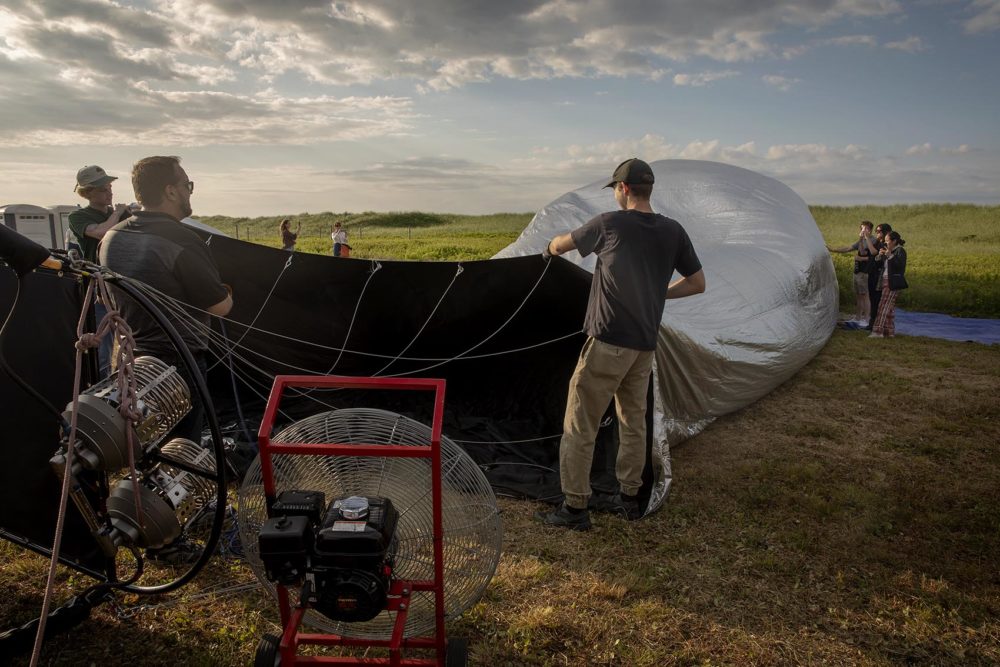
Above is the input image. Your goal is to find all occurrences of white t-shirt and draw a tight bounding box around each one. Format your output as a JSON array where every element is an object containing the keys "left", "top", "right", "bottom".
[{"left": 332, "top": 229, "right": 348, "bottom": 244}]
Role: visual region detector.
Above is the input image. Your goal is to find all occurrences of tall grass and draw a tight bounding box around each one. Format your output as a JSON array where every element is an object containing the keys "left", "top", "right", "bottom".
[
  {"left": 812, "top": 204, "right": 1000, "bottom": 318},
  {"left": 201, "top": 205, "right": 1000, "bottom": 317}
]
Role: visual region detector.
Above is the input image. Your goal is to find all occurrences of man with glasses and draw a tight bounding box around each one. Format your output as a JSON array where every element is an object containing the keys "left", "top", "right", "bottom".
[
  {"left": 100, "top": 157, "right": 230, "bottom": 439},
  {"left": 100, "top": 156, "right": 231, "bottom": 564},
  {"left": 535, "top": 158, "right": 705, "bottom": 530}
]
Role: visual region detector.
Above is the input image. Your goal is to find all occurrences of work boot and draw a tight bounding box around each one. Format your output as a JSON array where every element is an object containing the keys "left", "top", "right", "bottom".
[
  {"left": 535, "top": 502, "right": 591, "bottom": 531},
  {"left": 608, "top": 492, "right": 643, "bottom": 521}
]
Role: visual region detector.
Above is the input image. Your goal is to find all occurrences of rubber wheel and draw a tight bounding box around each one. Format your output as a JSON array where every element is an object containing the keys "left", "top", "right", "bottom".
[
  {"left": 445, "top": 637, "right": 468, "bottom": 667},
  {"left": 254, "top": 633, "right": 282, "bottom": 667}
]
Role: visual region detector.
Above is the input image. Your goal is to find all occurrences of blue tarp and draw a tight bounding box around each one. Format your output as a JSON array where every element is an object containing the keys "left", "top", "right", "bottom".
[{"left": 841, "top": 310, "right": 1000, "bottom": 345}]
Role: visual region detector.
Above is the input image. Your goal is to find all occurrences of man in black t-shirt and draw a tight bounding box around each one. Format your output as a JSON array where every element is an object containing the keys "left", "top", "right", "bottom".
[{"left": 536, "top": 159, "right": 705, "bottom": 530}]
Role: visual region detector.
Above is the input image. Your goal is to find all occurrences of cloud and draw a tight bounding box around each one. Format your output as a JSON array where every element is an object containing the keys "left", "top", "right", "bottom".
[
  {"left": 7, "top": 0, "right": 904, "bottom": 91},
  {"left": 503, "top": 134, "right": 1000, "bottom": 207},
  {"left": 761, "top": 74, "right": 800, "bottom": 91},
  {"left": 884, "top": 35, "right": 927, "bottom": 52},
  {"left": 782, "top": 33, "right": 878, "bottom": 58},
  {"left": 905, "top": 142, "right": 933, "bottom": 155},
  {"left": 673, "top": 70, "right": 740, "bottom": 87},
  {"left": 0, "top": 59, "right": 417, "bottom": 147},
  {"left": 964, "top": 0, "right": 1000, "bottom": 33}
]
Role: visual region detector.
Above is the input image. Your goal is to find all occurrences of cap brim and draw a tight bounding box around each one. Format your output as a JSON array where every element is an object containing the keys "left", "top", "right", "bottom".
[
  {"left": 603, "top": 180, "right": 617, "bottom": 189},
  {"left": 78, "top": 175, "right": 117, "bottom": 189}
]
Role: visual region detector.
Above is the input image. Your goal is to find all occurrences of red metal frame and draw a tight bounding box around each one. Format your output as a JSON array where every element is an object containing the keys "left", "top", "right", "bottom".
[{"left": 257, "top": 375, "right": 449, "bottom": 666}]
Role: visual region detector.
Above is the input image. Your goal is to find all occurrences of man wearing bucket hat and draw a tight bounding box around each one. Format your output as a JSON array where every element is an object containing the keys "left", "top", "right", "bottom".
[
  {"left": 69, "top": 165, "right": 134, "bottom": 263},
  {"left": 536, "top": 158, "right": 706, "bottom": 530},
  {"left": 69, "top": 165, "right": 133, "bottom": 376}
]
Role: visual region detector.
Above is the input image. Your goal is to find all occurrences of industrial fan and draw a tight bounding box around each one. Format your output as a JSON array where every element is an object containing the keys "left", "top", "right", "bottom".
[{"left": 238, "top": 375, "right": 502, "bottom": 666}]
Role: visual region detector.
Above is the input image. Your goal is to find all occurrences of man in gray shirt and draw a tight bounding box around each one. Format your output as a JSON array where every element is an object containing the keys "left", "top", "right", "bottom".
[
  {"left": 100, "top": 156, "right": 232, "bottom": 440},
  {"left": 100, "top": 156, "right": 232, "bottom": 564},
  {"left": 537, "top": 158, "right": 705, "bottom": 530}
]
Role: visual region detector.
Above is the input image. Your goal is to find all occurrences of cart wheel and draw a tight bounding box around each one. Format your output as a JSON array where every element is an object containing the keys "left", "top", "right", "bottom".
[
  {"left": 254, "top": 633, "right": 281, "bottom": 667},
  {"left": 445, "top": 637, "right": 468, "bottom": 667}
]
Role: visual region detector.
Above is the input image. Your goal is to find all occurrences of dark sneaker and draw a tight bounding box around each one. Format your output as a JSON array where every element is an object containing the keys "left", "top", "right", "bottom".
[
  {"left": 145, "top": 537, "right": 202, "bottom": 566},
  {"left": 535, "top": 502, "right": 591, "bottom": 531},
  {"left": 608, "top": 492, "right": 642, "bottom": 521}
]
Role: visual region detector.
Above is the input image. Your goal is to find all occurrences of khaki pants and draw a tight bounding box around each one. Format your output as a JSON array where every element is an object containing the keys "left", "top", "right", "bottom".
[{"left": 559, "top": 337, "right": 653, "bottom": 509}]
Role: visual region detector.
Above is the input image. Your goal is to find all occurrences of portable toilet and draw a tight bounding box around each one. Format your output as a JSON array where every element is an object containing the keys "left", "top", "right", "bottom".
[
  {"left": 49, "top": 204, "right": 81, "bottom": 249},
  {"left": 1, "top": 204, "right": 66, "bottom": 250}
]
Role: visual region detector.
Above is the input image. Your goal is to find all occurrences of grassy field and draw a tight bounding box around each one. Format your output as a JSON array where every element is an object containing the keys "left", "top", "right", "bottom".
[
  {"left": 201, "top": 204, "right": 1000, "bottom": 317},
  {"left": 813, "top": 205, "right": 1000, "bottom": 319},
  {"left": 2, "top": 205, "right": 998, "bottom": 665},
  {"left": 3, "top": 331, "right": 998, "bottom": 665}
]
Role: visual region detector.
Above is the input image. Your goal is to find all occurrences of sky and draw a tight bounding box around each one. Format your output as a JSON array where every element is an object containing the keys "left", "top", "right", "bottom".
[{"left": 1, "top": 0, "right": 998, "bottom": 216}]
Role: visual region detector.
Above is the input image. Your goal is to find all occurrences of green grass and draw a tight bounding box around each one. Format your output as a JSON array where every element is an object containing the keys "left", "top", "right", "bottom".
[
  {"left": 199, "top": 211, "right": 533, "bottom": 261},
  {"left": 5, "top": 331, "right": 997, "bottom": 666},
  {"left": 812, "top": 204, "right": 1000, "bottom": 318},
  {"left": 202, "top": 204, "right": 1000, "bottom": 317}
]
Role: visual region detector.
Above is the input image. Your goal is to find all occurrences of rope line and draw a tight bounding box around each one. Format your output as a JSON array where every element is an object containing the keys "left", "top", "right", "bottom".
[
  {"left": 371, "top": 263, "right": 462, "bottom": 377},
  {"left": 106, "top": 260, "right": 580, "bottom": 445},
  {"left": 207, "top": 254, "right": 293, "bottom": 372},
  {"left": 376, "top": 258, "right": 554, "bottom": 378}
]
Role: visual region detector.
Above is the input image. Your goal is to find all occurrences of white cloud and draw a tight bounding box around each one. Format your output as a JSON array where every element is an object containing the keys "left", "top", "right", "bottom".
[
  {"left": 964, "top": 0, "right": 1000, "bottom": 33},
  {"left": 0, "top": 71, "right": 417, "bottom": 147},
  {"left": 906, "top": 142, "right": 933, "bottom": 155},
  {"left": 783, "top": 33, "right": 878, "bottom": 58},
  {"left": 884, "top": 35, "right": 927, "bottom": 52},
  {"left": 941, "top": 144, "right": 970, "bottom": 155},
  {"left": 673, "top": 70, "right": 740, "bottom": 87},
  {"left": 823, "top": 34, "right": 880, "bottom": 47},
  {"left": 761, "top": 74, "right": 800, "bottom": 91},
  {"left": 4, "top": 0, "right": 906, "bottom": 93}
]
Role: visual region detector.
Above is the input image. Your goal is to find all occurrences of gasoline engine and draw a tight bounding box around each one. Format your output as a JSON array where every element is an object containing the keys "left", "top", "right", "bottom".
[
  {"left": 49, "top": 355, "right": 218, "bottom": 555},
  {"left": 259, "top": 491, "right": 400, "bottom": 622}
]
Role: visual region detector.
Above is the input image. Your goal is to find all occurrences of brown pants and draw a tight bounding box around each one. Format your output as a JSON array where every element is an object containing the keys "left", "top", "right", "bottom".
[{"left": 559, "top": 337, "right": 653, "bottom": 509}]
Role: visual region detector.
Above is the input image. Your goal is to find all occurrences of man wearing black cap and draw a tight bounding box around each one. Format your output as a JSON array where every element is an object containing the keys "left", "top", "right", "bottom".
[{"left": 536, "top": 158, "right": 705, "bottom": 530}]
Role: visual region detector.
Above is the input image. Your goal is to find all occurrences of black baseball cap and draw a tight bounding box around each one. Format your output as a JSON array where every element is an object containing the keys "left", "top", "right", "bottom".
[{"left": 604, "top": 158, "right": 655, "bottom": 188}]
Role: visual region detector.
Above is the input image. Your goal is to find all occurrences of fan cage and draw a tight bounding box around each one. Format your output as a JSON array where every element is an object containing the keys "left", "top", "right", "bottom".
[{"left": 238, "top": 408, "right": 502, "bottom": 639}]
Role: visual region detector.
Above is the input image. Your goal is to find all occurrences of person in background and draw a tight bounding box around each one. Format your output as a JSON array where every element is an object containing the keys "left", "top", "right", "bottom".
[
  {"left": 870, "top": 231, "right": 907, "bottom": 339},
  {"left": 69, "top": 165, "right": 133, "bottom": 374},
  {"left": 280, "top": 218, "right": 300, "bottom": 251},
  {"left": 331, "top": 222, "right": 349, "bottom": 257},
  {"left": 535, "top": 158, "right": 706, "bottom": 531},
  {"left": 862, "top": 223, "right": 892, "bottom": 331},
  {"left": 827, "top": 220, "right": 874, "bottom": 326}
]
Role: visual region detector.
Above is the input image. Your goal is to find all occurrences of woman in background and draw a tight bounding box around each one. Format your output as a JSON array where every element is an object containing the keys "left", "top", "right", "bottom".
[
  {"left": 331, "top": 222, "right": 349, "bottom": 257},
  {"left": 280, "top": 218, "right": 300, "bottom": 251},
  {"left": 871, "top": 231, "right": 907, "bottom": 338}
]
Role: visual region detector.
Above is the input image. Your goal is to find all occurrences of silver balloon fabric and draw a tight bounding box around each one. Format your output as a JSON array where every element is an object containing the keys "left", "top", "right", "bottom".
[{"left": 494, "top": 159, "right": 839, "bottom": 511}]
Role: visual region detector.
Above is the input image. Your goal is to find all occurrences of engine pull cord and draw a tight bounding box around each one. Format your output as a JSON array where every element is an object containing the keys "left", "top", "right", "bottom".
[{"left": 29, "top": 274, "right": 142, "bottom": 667}]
